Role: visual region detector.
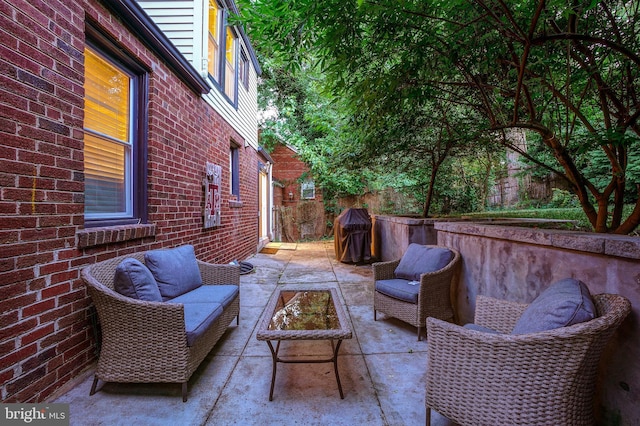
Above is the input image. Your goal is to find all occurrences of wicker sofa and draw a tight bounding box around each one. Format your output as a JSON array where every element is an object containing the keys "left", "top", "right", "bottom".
[
  {"left": 425, "top": 291, "right": 631, "bottom": 426},
  {"left": 81, "top": 246, "right": 240, "bottom": 402}
]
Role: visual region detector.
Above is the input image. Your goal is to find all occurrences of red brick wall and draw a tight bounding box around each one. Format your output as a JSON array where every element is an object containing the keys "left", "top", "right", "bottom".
[
  {"left": 271, "top": 143, "right": 309, "bottom": 205},
  {"left": 270, "top": 143, "right": 324, "bottom": 241},
  {"left": 0, "top": 0, "right": 258, "bottom": 402}
]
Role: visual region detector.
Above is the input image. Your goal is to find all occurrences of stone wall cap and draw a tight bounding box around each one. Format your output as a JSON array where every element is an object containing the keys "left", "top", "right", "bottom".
[
  {"left": 435, "top": 221, "right": 639, "bottom": 260},
  {"left": 373, "top": 215, "right": 464, "bottom": 225}
]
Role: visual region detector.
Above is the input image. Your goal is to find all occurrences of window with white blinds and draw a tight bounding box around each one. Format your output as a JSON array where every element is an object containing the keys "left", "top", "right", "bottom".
[{"left": 84, "top": 47, "right": 133, "bottom": 218}]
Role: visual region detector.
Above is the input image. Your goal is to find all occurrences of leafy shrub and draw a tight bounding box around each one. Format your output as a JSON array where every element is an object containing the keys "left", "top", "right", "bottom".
[{"left": 546, "top": 188, "right": 579, "bottom": 208}]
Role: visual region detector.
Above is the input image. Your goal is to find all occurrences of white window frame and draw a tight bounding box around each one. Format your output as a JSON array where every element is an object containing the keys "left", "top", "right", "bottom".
[
  {"left": 84, "top": 46, "right": 135, "bottom": 221},
  {"left": 301, "top": 180, "right": 316, "bottom": 199},
  {"left": 206, "top": 0, "right": 222, "bottom": 83},
  {"left": 204, "top": 0, "right": 238, "bottom": 105},
  {"left": 239, "top": 48, "right": 249, "bottom": 90},
  {"left": 224, "top": 26, "right": 238, "bottom": 102}
]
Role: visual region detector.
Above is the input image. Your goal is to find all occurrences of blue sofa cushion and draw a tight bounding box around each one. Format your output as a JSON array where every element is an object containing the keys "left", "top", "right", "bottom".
[
  {"left": 512, "top": 278, "right": 597, "bottom": 335},
  {"left": 145, "top": 245, "right": 203, "bottom": 301},
  {"left": 167, "top": 301, "right": 224, "bottom": 347},
  {"left": 394, "top": 244, "right": 453, "bottom": 281},
  {"left": 113, "top": 258, "right": 162, "bottom": 302},
  {"left": 375, "top": 278, "right": 420, "bottom": 304},
  {"left": 169, "top": 285, "right": 239, "bottom": 309}
]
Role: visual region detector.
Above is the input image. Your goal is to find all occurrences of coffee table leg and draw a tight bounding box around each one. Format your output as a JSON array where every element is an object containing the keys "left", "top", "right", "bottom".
[
  {"left": 264, "top": 339, "right": 346, "bottom": 400},
  {"left": 333, "top": 339, "right": 344, "bottom": 399},
  {"left": 266, "top": 340, "right": 280, "bottom": 401}
]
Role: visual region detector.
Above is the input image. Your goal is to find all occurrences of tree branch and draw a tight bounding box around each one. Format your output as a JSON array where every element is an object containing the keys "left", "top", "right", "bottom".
[{"left": 531, "top": 34, "right": 640, "bottom": 66}]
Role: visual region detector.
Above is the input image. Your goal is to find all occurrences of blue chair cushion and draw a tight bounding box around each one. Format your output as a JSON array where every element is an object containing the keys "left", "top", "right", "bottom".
[
  {"left": 512, "top": 278, "right": 597, "bottom": 335},
  {"left": 168, "top": 285, "right": 239, "bottom": 309},
  {"left": 145, "top": 245, "right": 203, "bottom": 301},
  {"left": 394, "top": 244, "right": 453, "bottom": 281},
  {"left": 375, "top": 278, "right": 420, "bottom": 304},
  {"left": 113, "top": 258, "right": 162, "bottom": 302},
  {"left": 167, "top": 301, "right": 224, "bottom": 347}
]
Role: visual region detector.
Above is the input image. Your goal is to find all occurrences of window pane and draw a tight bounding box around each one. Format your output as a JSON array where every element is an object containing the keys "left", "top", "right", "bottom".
[
  {"left": 230, "top": 146, "right": 239, "bottom": 196},
  {"left": 208, "top": 35, "right": 219, "bottom": 81},
  {"left": 84, "top": 133, "right": 128, "bottom": 214},
  {"left": 224, "top": 27, "right": 236, "bottom": 100},
  {"left": 239, "top": 49, "right": 249, "bottom": 90},
  {"left": 84, "top": 49, "right": 130, "bottom": 142},
  {"left": 84, "top": 46, "right": 132, "bottom": 218},
  {"left": 208, "top": 0, "right": 220, "bottom": 80},
  {"left": 225, "top": 28, "right": 235, "bottom": 64},
  {"left": 301, "top": 180, "right": 315, "bottom": 199}
]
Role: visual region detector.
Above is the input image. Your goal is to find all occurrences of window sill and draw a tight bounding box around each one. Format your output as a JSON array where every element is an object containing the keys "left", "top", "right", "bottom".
[
  {"left": 77, "top": 223, "right": 156, "bottom": 249},
  {"left": 229, "top": 200, "right": 243, "bottom": 208}
]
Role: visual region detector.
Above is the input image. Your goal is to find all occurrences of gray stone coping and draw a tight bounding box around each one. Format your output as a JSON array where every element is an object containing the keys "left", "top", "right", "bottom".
[
  {"left": 435, "top": 221, "right": 640, "bottom": 260},
  {"left": 372, "top": 215, "right": 463, "bottom": 225}
]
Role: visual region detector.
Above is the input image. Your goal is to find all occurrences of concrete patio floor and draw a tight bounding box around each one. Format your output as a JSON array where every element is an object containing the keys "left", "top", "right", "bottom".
[{"left": 52, "top": 240, "right": 455, "bottom": 426}]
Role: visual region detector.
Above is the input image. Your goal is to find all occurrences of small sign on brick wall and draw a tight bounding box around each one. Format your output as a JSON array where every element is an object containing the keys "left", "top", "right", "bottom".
[{"left": 204, "top": 162, "right": 222, "bottom": 228}]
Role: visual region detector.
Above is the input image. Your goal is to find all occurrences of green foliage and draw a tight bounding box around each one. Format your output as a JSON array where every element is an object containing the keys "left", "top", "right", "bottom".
[
  {"left": 522, "top": 130, "right": 640, "bottom": 205},
  {"left": 546, "top": 188, "right": 580, "bottom": 209},
  {"left": 252, "top": 54, "right": 368, "bottom": 202},
  {"left": 238, "top": 0, "right": 640, "bottom": 234},
  {"left": 464, "top": 205, "right": 638, "bottom": 234}
]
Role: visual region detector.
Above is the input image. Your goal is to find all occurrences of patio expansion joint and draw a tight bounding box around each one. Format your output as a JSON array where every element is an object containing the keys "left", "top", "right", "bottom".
[
  {"left": 201, "top": 307, "right": 263, "bottom": 426},
  {"left": 357, "top": 334, "right": 392, "bottom": 426},
  {"left": 332, "top": 247, "right": 391, "bottom": 426}
]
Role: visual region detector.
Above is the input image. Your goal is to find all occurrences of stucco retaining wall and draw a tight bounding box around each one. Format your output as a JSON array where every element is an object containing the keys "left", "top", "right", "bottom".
[
  {"left": 371, "top": 215, "right": 439, "bottom": 261},
  {"left": 436, "top": 221, "right": 640, "bottom": 425}
]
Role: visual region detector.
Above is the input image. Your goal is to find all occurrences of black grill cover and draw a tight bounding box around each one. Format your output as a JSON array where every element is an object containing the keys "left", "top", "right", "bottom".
[{"left": 334, "top": 208, "right": 372, "bottom": 263}]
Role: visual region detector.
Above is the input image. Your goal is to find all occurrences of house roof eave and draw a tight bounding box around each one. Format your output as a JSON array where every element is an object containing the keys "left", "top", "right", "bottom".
[{"left": 101, "top": 0, "right": 210, "bottom": 95}]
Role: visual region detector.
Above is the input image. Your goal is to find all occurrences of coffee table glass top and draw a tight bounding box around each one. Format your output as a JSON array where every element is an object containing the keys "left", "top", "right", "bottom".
[
  {"left": 256, "top": 287, "right": 352, "bottom": 400},
  {"left": 268, "top": 290, "right": 340, "bottom": 331},
  {"left": 257, "top": 287, "right": 352, "bottom": 341}
]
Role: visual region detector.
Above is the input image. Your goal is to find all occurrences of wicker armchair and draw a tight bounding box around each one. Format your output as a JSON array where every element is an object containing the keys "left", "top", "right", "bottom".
[
  {"left": 425, "top": 293, "right": 631, "bottom": 426},
  {"left": 82, "top": 252, "right": 240, "bottom": 401},
  {"left": 373, "top": 246, "right": 460, "bottom": 340}
]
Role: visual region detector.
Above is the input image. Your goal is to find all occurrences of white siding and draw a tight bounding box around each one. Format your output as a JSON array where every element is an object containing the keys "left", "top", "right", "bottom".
[
  {"left": 203, "top": 34, "right": 259, "bottom": 147},
  {"left": 137, "top": 0, "right": 260, "bottom": 148},
  {"left": 237, "top": 65, "right": 259, "bottom": 147},
  {"left": 137, "top": 0, "right": 196, "bottom": 62}
]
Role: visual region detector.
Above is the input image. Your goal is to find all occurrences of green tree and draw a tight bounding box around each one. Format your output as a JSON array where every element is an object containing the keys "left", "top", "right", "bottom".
[
  {"left": 254, "top": 55, "right": 369, "bottom": 201},
  {"left": 239, "top": 0, "right": 497, "bottom": 217},
  {"left": 348, "top": 94, "right": 494, "bottom": 216},
  {"left": 445, "top": 1, "right": 640, "bottom": 233},
  {"left": 238, "top": 0, "right": 640, "bottom": 233}
]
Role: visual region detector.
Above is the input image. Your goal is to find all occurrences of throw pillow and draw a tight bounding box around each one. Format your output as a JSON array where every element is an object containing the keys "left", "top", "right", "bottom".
[
  {"left": 511, "top": 278, "right": 597, "bottom": 334},
  {"left": 144, "top": 245, "right": 203, "bottom": 301},
  {"left": 394, "top": 244, "right": 454, "bottom": 281},
  {"left": 113, "top": 258, "right": 162, "bottom": 302}
]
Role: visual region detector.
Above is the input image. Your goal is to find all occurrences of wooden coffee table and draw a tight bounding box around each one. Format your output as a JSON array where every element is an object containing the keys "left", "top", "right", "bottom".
[{"left": 256, "top": 287, "right": 353, "bottom": 400}]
